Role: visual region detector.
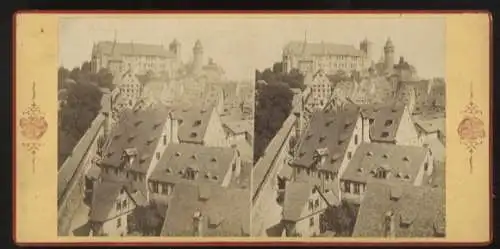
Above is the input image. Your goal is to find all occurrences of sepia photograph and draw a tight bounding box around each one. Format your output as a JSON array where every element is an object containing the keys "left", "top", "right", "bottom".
[
  {"left": 56, "top": 17, "right": 254, "bottom": 237},
  {"left": 252, "top": 17, "right": 446, "bottom": 238}
]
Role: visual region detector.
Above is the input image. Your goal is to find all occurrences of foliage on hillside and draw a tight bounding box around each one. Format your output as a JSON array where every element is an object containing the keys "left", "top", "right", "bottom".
[
  {"left": 254, "top": 62, "right": 303, "bottom": 162},
  {"left": 57, "top": 62, "right": 113, "bottom": 168}
]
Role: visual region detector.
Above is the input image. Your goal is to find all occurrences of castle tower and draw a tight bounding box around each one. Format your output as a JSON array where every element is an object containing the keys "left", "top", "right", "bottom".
[
  {"left": 384, "top": 37, "right": 395, "bottom": 73},
  {"left": 192, "top": 39, "right": 204, "bottom": 75},
  {"left": 169, "top": 38, "right": 182, "bottom": 61},
  {"left": 359, "top": 38, "right": 373, "bottom": 68}
]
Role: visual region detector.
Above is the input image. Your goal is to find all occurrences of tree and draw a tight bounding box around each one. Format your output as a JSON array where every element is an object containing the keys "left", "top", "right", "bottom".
[
  {"left": 58, "top": 67, "right": 71, "bottom": 90},
  {"left": 254, "top": 82, "right": 293, "bottom": 162},
  {"left": 130, "top": 204, "right": 163, "bottom": 236},
  {"left": 326, "top": 200, "right": 359, "bottom": 237}
]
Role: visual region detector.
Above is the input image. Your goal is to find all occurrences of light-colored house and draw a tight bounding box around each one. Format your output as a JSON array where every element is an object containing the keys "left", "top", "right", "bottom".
[
  {"left": 282, "top": 179, "right": 340, "bottom": 237},
  {"left": 340, "top": 142, "right": 433, "bottom": 204},
  {"left": 358, "top": 103, "right": 421, "bottom": 146},
  {"left": 88, "top": 180, "right": 146, "bottom": 236},
  {"left": 113, "top": 70, "right": 144, "bottom": 109},
  {"left": 304, "top": 70, "right": 334, "bottom": 110}
]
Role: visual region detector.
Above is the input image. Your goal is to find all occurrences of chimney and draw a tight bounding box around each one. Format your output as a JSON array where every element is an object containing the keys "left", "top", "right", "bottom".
[
  {"left": 384, "top": 210, "right": 396, "bottom": 238},
  {"left": 193, "top": 210, "right": 204, "bottom": 236}
]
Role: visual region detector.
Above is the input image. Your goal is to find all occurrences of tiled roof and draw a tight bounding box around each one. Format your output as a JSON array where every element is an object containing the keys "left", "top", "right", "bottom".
[
  {"left": 362, "top": 103, "right": 405, "bottom": 142},
  {"left": 101, "top": 106, "right": 171, "bottom": 174},
  {"left": 341, "top": 143, "right": 428, "bottom": 184},
  {"left": 283, "top": 41, "right": 366, "bottom": 57},
  {"left": 94, "top": 41, "right": 176, "bottom": 58},
  {"left": 414, "top": 117, "right": 445, "bottom": 134},
  {"left": 171, "top": 105, "right": 215, "bottom": 144},
  {"left": 223, "top": 120, "right": 253, "bottom": 135},
  {"left": 352, "top": 181, "right": 445, "bottom": 237},
  {"left": 282, "top": 179, "right": 320, "bottom": 222},
  {"left": 291, "top": 106, "right": 360, "bottom": 173},
  {"left": 149, "top": 143, "right": 236, "bottom": 185},
  {"left": 160, "top": 182, "right": 250, "bottom": 236}
]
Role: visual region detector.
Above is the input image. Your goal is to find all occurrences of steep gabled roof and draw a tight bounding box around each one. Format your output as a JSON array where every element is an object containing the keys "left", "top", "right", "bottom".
[
  {"left": 291, "top": 106, "right": 360, "bottom": 173},
  {"left": 283, "top": 41, "right": 365, "bottom": 57},
  {"left": 101, "top": 105, "right": 171, "bottom": 174},
  {"left": 353, "top": 180, "right": 445, "bottom": 237},
  {"left": 149, "top": 143, "right": 236, "bottom": 185},
  {"left": 94, "top": 41, "right": 176, "bottom": 58},
  {"left": 171, "top": 105, "right": 215, "bottom": 144},
  {"left": 160, "top": 182, "right": 250, "bottom": 236},
  {"left": 341, "top": 142, "right": 428, "bottom": 185}
]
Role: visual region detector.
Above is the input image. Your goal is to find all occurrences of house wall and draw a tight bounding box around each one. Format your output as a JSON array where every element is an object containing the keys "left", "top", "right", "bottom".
[
  {"left": 414, "top": 152, "right": 434, "bottom": 186},
  {"left": 203, "top": 109, "right": 229, "bottom": 147},
  {"left": 145, "top": 119, "right": 173, "bottom": 201},
  {"left": 292, "top": 190, "right": 329, "bottom": 237},
  {"left": 395, "top": 107, "right": 421, "bottom": 146},
  {"left": 101, "top": 190, "right": 137, "bottom": 236},
  {"left": 251, "top": 114, "right": 297, "bottom": 236},
  {"left": 361, "top": 117, "right": 371, "bottom": 143},
  {"left": 339, "top": 180, "right": 366, "bottom": 205},
  {"left": 338, "top": 115, "right": 363, "bottom": 177}
]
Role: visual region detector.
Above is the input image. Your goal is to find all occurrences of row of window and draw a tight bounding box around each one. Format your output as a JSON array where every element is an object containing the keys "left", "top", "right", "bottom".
[{"left": 343, "top": 180, "right": 364, "bottom": 194}]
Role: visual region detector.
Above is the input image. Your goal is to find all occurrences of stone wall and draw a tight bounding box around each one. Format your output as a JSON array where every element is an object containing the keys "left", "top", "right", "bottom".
[
  {"left": 57, "top": 114, "right": 106, "bottom": 236},
  {"left": 251, "top": 114, "right": 297, "bottom": 236}
]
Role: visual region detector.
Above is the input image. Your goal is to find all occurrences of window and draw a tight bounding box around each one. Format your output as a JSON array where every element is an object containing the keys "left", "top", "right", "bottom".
[
  {"left": 314, "top": 199, "right": 320, "bottom": 208},
  {"left": 116, "top": 202, "right": 121, "bottom": 211},
  {"left": 347, "top": 152, "right": 352, "bottom": 160},
  {"left": 306, "top": 169, "right": 310, "bottom": 176},
  {"left": 385, "top": 120, "right": 393, "bottom": 127},
  {"left": 344, "top": 181, "right": 351, "bottom": 193},
  {"left": 152, "top": 182, "right": 159, "bottom": 193},
  {"left": 381, "top": 132, "right": 390, "bottom": 138},
  {"left": 354, "top": 183, "right": 360, "bottom": 194},
  {"left": 424, "top": 162, "right": 429, "bottom": 171},
  {"left": 156, "top": 152, "right": 160, "bottom": 160},
  {"left": 354, "top": 134, "right": 358, "bottom": 145},
  {"left": 369, "top": 118, "right": 374, "bottom": 125},
  {"left": 309, "top": 217, "right": 315, "bottom": 227},
  {"left": 116, "top": 217, "right": 121, "bottom": 228},
  {"left": 163, "top": 135, "right": 167, "bottom": 145},
  {"left": 122, "top": 199, "right": 127, "bottom": 209},
  {"left": 297, "top": 168, "right": 301, "bottom": 174},
  {"left": 308, "top": 200, "right": 314, "bottom": 211}
]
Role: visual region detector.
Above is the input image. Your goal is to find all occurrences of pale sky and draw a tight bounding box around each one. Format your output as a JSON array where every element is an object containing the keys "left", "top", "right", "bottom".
[{"left": 59, "top": 15, "right": 445, "bottom": 80}]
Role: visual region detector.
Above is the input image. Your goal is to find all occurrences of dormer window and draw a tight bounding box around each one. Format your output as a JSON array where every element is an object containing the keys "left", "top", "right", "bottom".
[
  {"left": 357, "top": 168, "right": 364, "bottom": 173},
  {"left": 194, "top": 120, "right": 202, "bottom": 126},
  {"left": 404, "top": 175, "right": 411, "bottom": 180},
  {"left": 403, "top": 156, "right": 410, "bottom": 162},
  {"left": 382, "top": 154, "right": 389, "bottom": 159},
  {"left": 212, "top": 175, "right": 219, "bottom": 181},
  {"left": 191, "top": 154, "right": 197, "bottom": 160},
  {"left": 190, "top": 132, "right": 198, "bottom": 138},
  {"left": 366, "top": 151, "right": 373, "bottom": 157},
  {"left": 385, "top": 120, "right": 393, "bottom": 127},
  {"left": 166, "top": 168, "right": 172, "bottom": 174},
  {"left": 319, "top": 136, "right": 327, "bottom": 143},
  {"left": 369, "top": 118, "right": 374, "bottom": 125},
  {"left": 175, "top": 152, "right": 181, "bottom": 157},
  {"left": 211, "top": 157, "right": 217, "bottom": 162},
  {"left": 381, "top": 132, "right": 390, "bottom": 138}
]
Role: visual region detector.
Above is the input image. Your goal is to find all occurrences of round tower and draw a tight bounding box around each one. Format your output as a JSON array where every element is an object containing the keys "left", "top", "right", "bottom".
[
  {"left": 384, "top": 37, "right": 395, "bottom": 73},
  {"left": 169, "top": 39, "right": 182, "bottom": 61},
  {"left": 192, "top": 39, "right": 204, "bottom": 74},
  {"left": 359, "top": 38, "right": 373, "bottom": 67}
]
